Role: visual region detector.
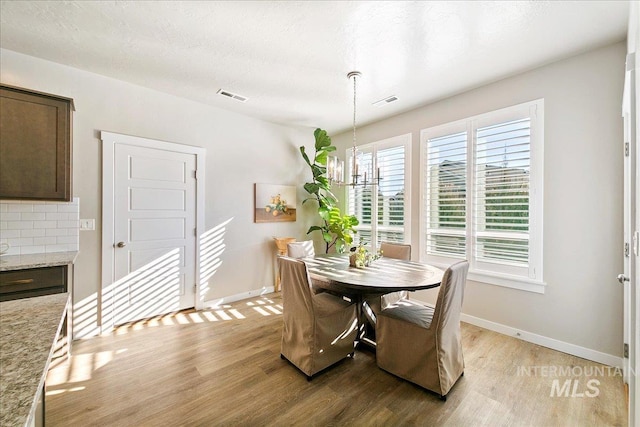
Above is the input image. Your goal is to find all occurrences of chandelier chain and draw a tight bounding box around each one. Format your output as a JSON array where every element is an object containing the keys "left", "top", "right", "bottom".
[
  {"left": 344, "top": 70, "right": 377, "bottom": 187},
  {"left": 352, "top": 72, "right": 357, "bottom": 149}
]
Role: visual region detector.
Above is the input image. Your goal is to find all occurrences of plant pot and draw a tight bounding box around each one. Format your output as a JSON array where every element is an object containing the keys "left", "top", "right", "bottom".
[{"left": 349, "top": 253, "right": 357, "bottom": 267}]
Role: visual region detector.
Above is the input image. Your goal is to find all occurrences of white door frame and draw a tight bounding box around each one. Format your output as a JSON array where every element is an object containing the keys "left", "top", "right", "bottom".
[
  {"left": 101, "top": 131, "right": 206, "bottom": 332},
  {"left": 623, "top": 55, "right": 637, "bottom": 426},
  {"left": 632, "top": 49, "right": 640, "bottom": 427},
  {"left": 627, "top": 5, "right": 640, "bottom": 421}
]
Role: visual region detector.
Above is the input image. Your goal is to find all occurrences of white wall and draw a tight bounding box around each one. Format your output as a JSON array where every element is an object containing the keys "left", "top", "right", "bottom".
[
  {"left": 1, "top": 48, "right": 318, "bottom": 338},
  {"left": 332, "top": 42, "right": 627, "bottom": 359}
]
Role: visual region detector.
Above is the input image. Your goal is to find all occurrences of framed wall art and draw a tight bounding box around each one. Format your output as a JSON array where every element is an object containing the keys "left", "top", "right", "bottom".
[{"left": 254, "top": 183, "right": 297, "bottom": 223}]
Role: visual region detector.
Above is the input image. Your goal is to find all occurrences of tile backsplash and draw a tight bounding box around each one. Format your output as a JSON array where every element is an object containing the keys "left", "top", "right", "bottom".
[{"left": 0, "top": 198, "right": 80, "bottom": 255}]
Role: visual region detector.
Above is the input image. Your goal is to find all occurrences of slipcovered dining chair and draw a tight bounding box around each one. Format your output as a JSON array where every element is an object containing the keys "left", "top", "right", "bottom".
[
  {"left": 365, "top": 242, "right": 412, "bottom": 317},
  {"left": 380, "top": 241, "right": 411, "bottom": 260},
  {"left": 287, "top": 240, "right": 315, "bottom": 259},
  {"left": 379, "top": 241, "right": 411, "bottom": 306},
  {"left": 279, "top": 256, "right": 357, "bottom": 379},
  {"left": 376, "top": 260, "right": 469, "bottom": 400}
]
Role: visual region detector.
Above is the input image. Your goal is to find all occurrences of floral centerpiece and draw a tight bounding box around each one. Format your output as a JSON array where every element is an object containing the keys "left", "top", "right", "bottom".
[{"left": 349, "top": 243, "right": 382, "bottom": 268}]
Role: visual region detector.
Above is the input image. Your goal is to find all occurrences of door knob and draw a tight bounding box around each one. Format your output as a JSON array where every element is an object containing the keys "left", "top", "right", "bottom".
[
  {"left": 617, "top": 274, "right": 629, "bottom": 284},
  {"left": 116, "top": 241, "right": 127, "bottom": 248}
]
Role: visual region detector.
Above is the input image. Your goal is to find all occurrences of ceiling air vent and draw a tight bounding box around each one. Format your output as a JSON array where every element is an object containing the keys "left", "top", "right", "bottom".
[
  {"left": 372, "top": 95, "right": 398, "bottom": 107},
  {"left": 217, "top": 89, "right": 248, "bottom": 103}
]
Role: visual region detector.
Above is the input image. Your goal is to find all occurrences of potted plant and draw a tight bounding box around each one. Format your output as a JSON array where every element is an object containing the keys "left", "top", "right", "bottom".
[{"left": 300, "top": 128, "right": 359, "bottom": 253}]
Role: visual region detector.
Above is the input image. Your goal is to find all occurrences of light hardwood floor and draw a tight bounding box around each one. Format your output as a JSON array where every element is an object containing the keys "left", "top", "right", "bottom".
[{"left": 46, "top": 293, "right": 627, "bottom": 426}]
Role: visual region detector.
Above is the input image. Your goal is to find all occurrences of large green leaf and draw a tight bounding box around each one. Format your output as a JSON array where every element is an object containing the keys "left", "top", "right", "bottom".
[
  {"left": 316, "top": 176, "right": 330, "bottom": 191},
  {"left": 318, "top": 191, "right": 337, "bottom": 205},
  {"left": 314, "top": 128, "right": 331, "bottom": 150},
  {"left": 303, "top": 182, "right": 320, "bottom": 195},
  {"left": 328, "top": 206, "right": 341, "bottom": 220},
  {"left": 346, "top": 215, "right": 359, "bottom": 226},
  {"left": 315, "top": 150, "right": 328, "bottom": 165},
  {"left": 323, "top": 188, "right": 338, "bottom": 204},
  {"left": 307, "top": 225, "right": 324, "bottom": 234},
  {"left": 322, "top": 232, "right": 333, "bottom": 243},
  {"left": 318, "top": 206, "right": 330, "bottom": 221},
  {"left": 311, "top": 164, "right": 325, "bottom": 178},
  {"left": 299, "top": 146, "right": 311, "bottom": 166}
]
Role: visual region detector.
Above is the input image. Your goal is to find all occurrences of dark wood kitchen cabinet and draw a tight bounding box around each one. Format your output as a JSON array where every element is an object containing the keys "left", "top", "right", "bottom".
[
  {"left": 0, "top": 84, "right": 74, "bottom": 201},
  {"left": 0, "top": 265, "right": 68, "bottom": 302}
]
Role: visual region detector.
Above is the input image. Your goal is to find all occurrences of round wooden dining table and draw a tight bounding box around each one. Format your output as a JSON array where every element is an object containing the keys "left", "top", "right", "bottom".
[
  {"left": 302, "top": 254, "right": 445, "bottom": 349},
  {"left": 304, "top": 254, "right": 444, "bottom": 294}
]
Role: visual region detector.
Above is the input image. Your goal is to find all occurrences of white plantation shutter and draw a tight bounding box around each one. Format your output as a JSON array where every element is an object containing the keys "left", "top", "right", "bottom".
[
  {"left": 377, "top": 146, "right": 405, "bottom": 244},
  {"left": 424, "top": 131, "right": 467, "bottom": 259},
  {"left": 474, "top": 118, "right": 530, "bottom": 266},
  {"left": 347, "top": 134, "right": 410, "bottom": 250},
  {"left": 421, "top": 99, "right": 544, "bottom": 292}
]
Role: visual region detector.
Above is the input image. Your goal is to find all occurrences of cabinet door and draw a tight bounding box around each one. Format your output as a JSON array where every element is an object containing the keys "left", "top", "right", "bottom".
[
  {"left": 0, "top": 85, "right": 72, "bottom": 201},
  {"left": 0, "top": 266, "right": 68, "bottom": 302}
]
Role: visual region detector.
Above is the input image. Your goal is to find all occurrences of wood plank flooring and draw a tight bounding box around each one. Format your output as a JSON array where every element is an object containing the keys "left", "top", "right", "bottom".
[{"left": 45, "top": 293, "right": 627, "bottom": 426}]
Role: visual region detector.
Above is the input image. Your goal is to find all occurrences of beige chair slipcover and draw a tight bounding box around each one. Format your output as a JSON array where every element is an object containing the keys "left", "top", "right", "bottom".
[
  {"left": 279, "top": 256, "right": 357, "bottom": 379},
  {"left": 287, "top": 240, "right": 315, "bottom": 258},
  {"left": 366, "top": 242, "right": 412, "bottom": 316},
  {"left": 376, "top": 260, "right": 469, "bottom": 399},
  {"left": 380, "top": 241, "right": 411, "bottom": 260},
  {"left": 286, "top": 240, "right": 328, "bottom": 294}
]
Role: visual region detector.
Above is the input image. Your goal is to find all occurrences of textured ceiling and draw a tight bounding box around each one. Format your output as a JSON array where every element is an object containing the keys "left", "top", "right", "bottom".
[{"left": 0, "top": 1, "right": 630, "bottom": 133}]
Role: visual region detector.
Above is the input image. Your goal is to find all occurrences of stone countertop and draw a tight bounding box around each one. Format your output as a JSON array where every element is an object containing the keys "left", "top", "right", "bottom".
[
  {"left": 0, "top": 251, "right": 78, "bottom": 272},
  {"left": 0, "top": 293, "right": 69, "bottom": 427}
]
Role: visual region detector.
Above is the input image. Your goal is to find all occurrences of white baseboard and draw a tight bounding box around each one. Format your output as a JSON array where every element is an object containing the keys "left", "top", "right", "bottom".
[
  {"left": 204, "top": 286, "right": 276, "bottom": 308},
  {"left": 412, "top": 299, "right": 623, "bottom": 368}
]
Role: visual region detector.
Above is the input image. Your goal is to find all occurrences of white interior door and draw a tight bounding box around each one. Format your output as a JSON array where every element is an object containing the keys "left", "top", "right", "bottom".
[
  {"left": 623, "top": 52, "right": 638, "bottom": 427},
  {"left": 111, "top": 143, "right": 197, "bottom": 325}
]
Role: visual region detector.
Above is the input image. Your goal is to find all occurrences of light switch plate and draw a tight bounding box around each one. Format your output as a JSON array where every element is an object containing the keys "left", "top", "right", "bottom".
[{"left": 80, "top": 219, "right": 95, "bottom": 231}]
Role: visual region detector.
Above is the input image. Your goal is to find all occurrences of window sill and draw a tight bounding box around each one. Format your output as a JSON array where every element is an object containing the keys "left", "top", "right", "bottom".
[
  {"left": 425, "top": 261, "right": 546, "bottom": 294},
  {"left": 467, "top": 271, "right": 546, "bottom": 294}
]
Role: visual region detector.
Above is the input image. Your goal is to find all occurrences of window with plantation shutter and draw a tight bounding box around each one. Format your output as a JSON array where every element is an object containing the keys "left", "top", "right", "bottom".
[
  {"left": 474, "top": 118, "right": 530, "bottom": 267},
  {"left": 424, "top": 130, "right": 467, "bottom": 259},
  {"left": 421, "top": 100, "right": 544, "bottom": 293},
  {"left": 347, "top": 134, "right": 411, "bottom": 251}
]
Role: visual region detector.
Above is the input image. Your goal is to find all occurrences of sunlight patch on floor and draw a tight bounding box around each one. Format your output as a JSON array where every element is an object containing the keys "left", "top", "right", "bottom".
[
  {"left": 253, "top": 306, "right": 272, "bottom": 316},
  {"left": 109, "top": 295, "right": 282, "bottom": 334}
]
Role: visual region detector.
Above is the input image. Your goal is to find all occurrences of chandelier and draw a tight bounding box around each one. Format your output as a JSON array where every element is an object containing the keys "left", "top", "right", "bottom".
[{"left": 327, "top": 71, "right": 381, "bottom": 187}]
